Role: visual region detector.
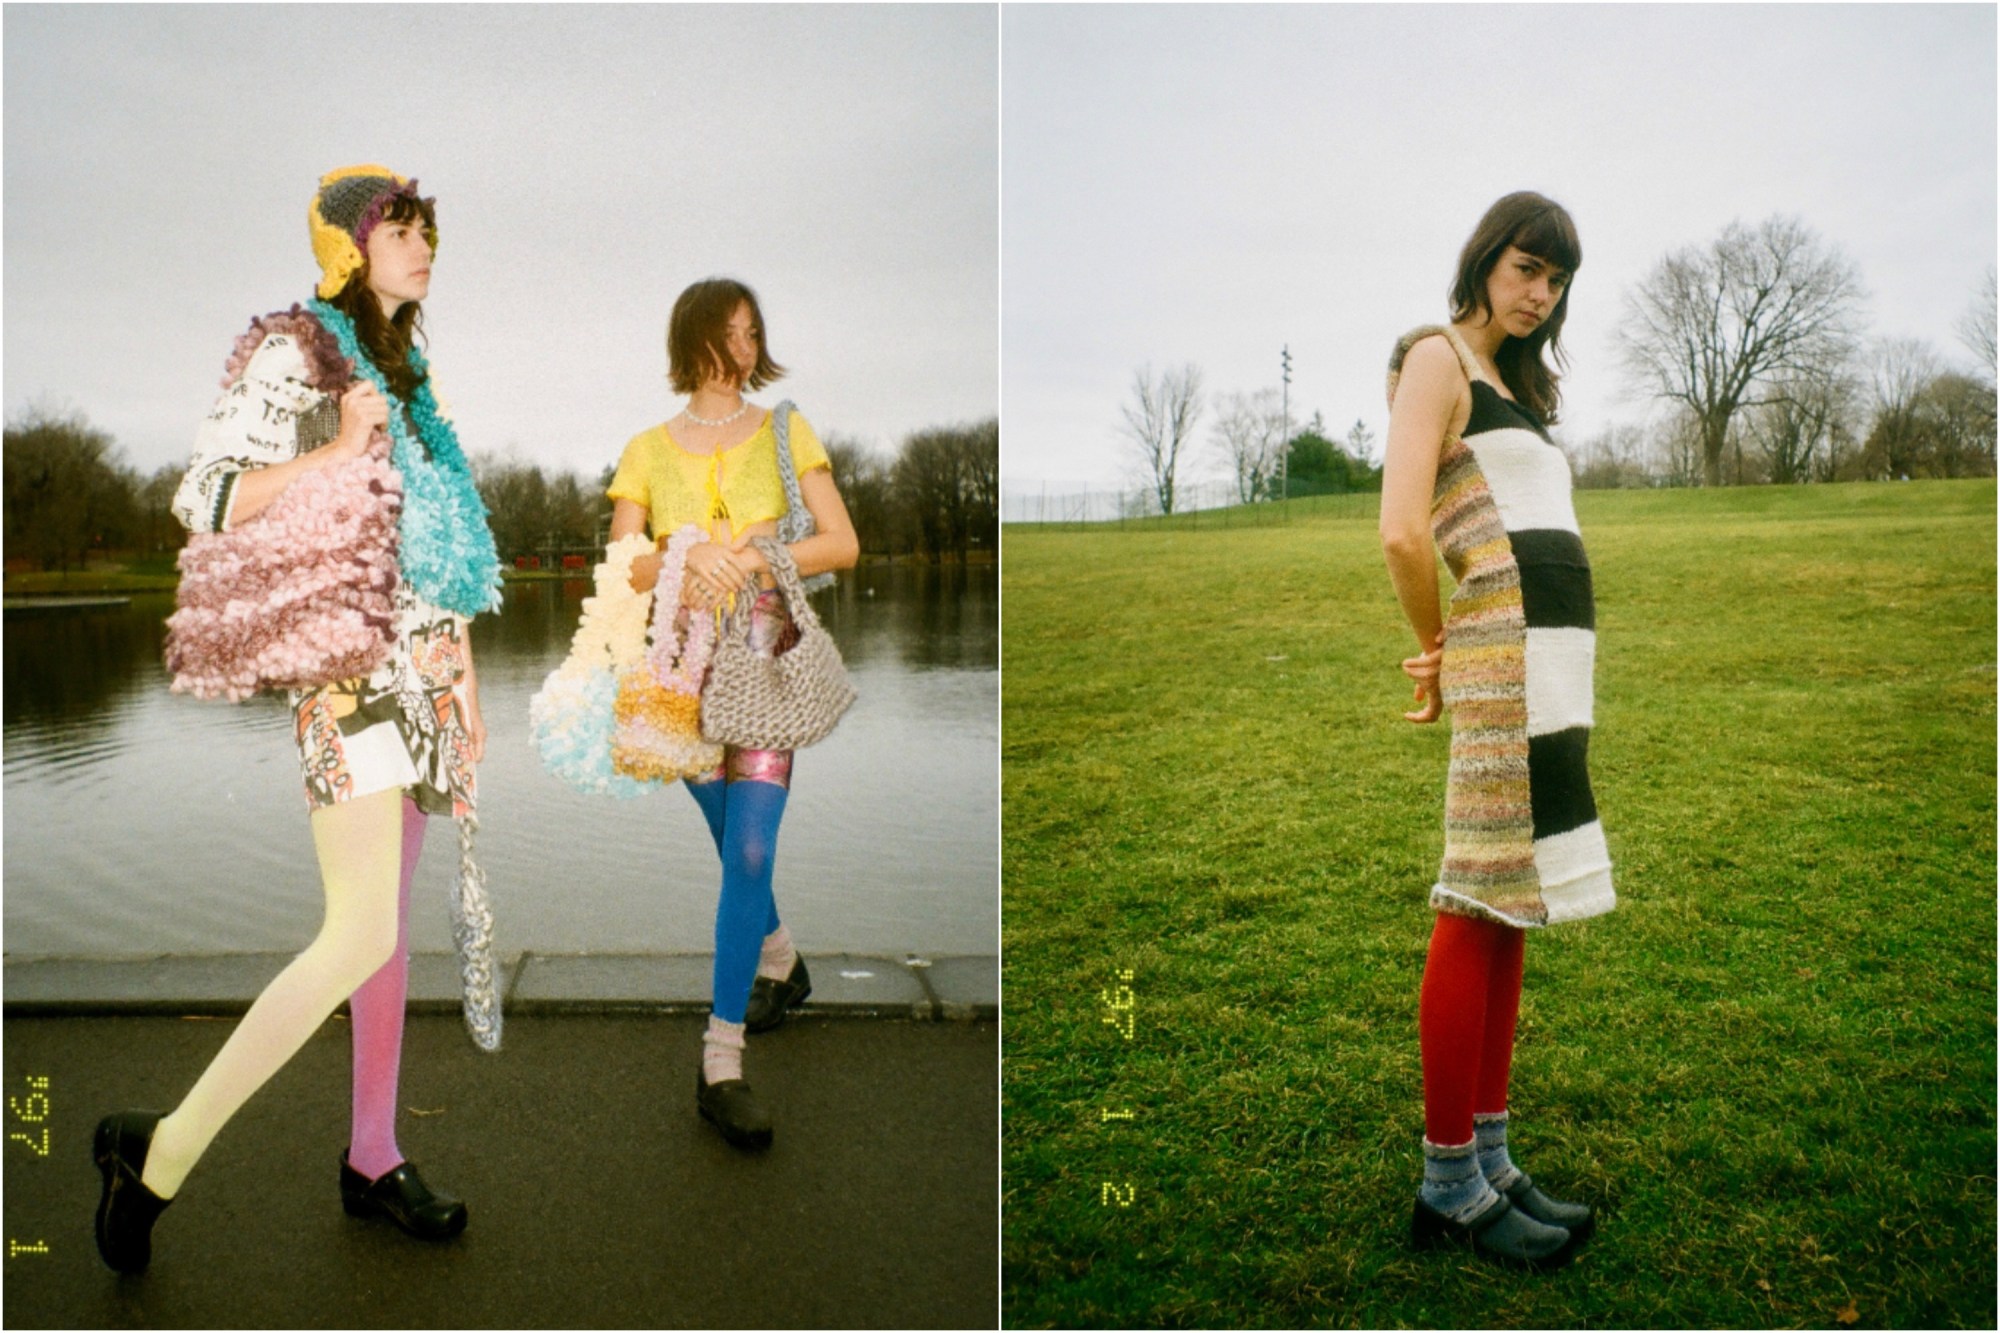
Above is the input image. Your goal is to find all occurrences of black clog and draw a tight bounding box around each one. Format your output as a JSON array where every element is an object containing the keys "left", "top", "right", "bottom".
[
  {"left": 93, "top": 1110, "right": 172, "bottom": 1274},
  {"left": 1411, "top": 1191, "right": 1576, "bottom": 1270},
  {"left": 744, "top": 955, "right": 813, "bottom": 1034},
  {"left": 340, "top": 1152, "right": 468, "bottom": 1240},
  {"left": 697, "top": 1070, "right": 774, "bottom": 1149}
]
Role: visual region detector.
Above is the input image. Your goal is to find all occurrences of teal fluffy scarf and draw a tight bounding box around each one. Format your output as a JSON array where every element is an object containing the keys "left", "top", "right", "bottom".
[{"left": 309, "top": 299, "right": 502, "bottom": 617}]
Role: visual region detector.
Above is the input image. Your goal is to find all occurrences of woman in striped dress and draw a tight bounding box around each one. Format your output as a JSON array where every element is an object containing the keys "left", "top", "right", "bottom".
[{"left": 1380, "top": 191, "right": 1612, "bottom": 1269}]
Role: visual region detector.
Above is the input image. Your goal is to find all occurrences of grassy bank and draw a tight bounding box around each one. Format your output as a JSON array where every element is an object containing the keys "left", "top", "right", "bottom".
[{"left": 1001, "top": 480, "right": 1996, "bottom": 1328}]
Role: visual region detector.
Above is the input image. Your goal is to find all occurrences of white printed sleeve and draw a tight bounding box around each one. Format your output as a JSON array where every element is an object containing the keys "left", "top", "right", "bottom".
[{"left": 171, "top": 333, "right": 338, "bottom": 534}]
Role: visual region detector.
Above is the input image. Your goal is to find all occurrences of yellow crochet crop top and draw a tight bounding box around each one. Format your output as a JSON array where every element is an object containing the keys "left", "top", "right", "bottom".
[{"left": 606, "top": 408, "right": 830, "bottom": 540}]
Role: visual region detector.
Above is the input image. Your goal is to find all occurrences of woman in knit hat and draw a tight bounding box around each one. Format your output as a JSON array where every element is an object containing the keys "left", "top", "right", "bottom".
[
  {"left": 605, "top": 277, "right": 859, "bottom": 1148},
  {"left": 93, "top": 166, "right": 503, "bottom": 1273},
  {"left": 1380, "top": 190, "right": 1611, "bottom": 1270}
]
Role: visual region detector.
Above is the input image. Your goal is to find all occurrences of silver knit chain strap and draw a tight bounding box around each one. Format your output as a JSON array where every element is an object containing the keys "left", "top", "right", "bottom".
[
  {"left": 451, "top": 813, "right": 504, "bottom": 1052},
  {"left": 769, "top": 400, "right": 834, "bottom": 595}
]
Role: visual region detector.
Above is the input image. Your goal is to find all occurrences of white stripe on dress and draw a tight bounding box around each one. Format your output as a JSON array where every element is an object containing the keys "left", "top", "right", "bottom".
[
  {"left": 1465, "top": 431, "right": 1581, "bottom": 535},
  {"left": 1524, "top": 627, "right": 1597, "bottom": 737}
]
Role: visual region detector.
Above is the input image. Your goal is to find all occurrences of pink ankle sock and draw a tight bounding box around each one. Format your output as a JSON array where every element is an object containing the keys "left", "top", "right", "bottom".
[
  {"left": 757, "top": 924, "right": 797, "bottom": 982},
  {"left": 703, "top": 1016, "right": 746, "bottom": 1085},
  {"left": 346, "top": 796, "right": 423, "bottom": 1181}
]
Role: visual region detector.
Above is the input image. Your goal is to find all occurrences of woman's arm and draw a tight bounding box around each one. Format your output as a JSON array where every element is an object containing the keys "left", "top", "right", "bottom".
[
  {"left": 225, "top": 382, "right": 388, "bottom": 526},
  {"left": 718, "top": 467, "right": 859, "bottom": 586},
  {"left": 610, "top": 499, "right": 664, "bottom": 593},
  {"left": 782, "top": 468, "right": 859, "bottom": 578},
  {"left": 459, "top": 629, "right": 486, "bottom": 763},
  {"left": 1380, "top": 335, "right": 1466, "bottom": 724}
]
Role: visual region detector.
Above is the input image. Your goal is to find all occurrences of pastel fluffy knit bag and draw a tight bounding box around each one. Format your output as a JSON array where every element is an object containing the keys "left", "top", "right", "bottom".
[
  {"left": 528, "top": 533, "right": 663, "bottom": 798},
  {"left": 164, "top": 309, "right": 401, "bottom": 702},
  {"left": 611, "top": 525, "right": 725, "bottom": 782},
  {"left": 700, "top": 536, "right": 855, "bottom": 750}
]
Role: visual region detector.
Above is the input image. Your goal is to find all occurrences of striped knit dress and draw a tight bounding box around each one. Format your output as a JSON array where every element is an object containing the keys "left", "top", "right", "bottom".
[{"left": 1387, "top": 325, "right": 1615, "bottom": 928}]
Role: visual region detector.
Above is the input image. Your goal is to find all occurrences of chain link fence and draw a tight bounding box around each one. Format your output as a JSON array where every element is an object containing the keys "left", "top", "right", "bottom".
[{"left": 1003, "top": 479, "right": 1379, "bottom": 530}]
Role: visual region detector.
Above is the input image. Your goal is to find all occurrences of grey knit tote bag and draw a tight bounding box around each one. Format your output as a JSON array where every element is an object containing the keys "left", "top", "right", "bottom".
[{"left": 700, "top": 536, "right": 856, "bottom": 750}]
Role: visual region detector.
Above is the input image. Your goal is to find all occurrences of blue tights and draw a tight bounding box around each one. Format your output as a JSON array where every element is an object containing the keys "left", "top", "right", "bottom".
[{"left": 685, "top": 778, "right": 787, "bottom": 1024}]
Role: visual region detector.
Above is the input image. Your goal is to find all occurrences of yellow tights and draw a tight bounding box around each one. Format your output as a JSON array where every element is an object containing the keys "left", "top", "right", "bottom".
[{"left": 141, "top": 789, "right": 405, "bottom": 1198}]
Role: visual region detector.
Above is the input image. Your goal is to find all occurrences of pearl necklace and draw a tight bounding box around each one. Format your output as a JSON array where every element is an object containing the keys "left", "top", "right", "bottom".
[{"left": 684, "top": 399, "right": 754, "bottom": 428}]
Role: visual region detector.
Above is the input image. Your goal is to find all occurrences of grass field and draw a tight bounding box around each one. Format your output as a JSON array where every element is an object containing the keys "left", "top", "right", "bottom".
[{"left": 1000, "top": 480, "right": 1995, "bottom": 1329}]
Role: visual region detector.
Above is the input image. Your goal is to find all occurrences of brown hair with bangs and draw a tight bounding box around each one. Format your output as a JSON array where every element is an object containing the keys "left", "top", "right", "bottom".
[
  {"left": 667, "top": 278, "right": 785, "bottom": 395},
  {"left": 1448, "top": 191, "right": 1582, "bottom": 423},
  {"left": 330, "top": 191, "right": 436, "bottom": 401}
]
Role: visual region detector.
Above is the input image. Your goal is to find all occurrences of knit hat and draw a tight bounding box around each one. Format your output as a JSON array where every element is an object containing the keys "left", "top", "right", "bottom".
[{"left": 308, "top": 165, "right": 437, "bottom": 300}]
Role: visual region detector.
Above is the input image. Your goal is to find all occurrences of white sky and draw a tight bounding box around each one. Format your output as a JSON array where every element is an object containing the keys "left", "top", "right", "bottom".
[
  {"left": 4, "top": 3, "right": 998, "bottom": 478},
  {"left": 1002, "top": 3, "right": 1998, "bottom": 495}
]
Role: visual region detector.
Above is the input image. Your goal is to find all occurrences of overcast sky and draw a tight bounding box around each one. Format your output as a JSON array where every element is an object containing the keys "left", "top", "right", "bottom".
[
  {"left": 4, "top": 4, "right": 997, "bottom": 478},
  {"left": 1003, "top": 3, "right": 1997, "bottom": 495}
]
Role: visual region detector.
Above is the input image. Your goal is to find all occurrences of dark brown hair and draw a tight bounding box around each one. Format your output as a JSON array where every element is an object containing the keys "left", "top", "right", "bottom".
[
  {"left": 1448, "top": 191, "right": 1582, "bottom": 423},
  {"left": 667, "top": 278, "right": 785, "bottom": 395},
  {"left": 330, "top": 192, "right": 435, "bottom": 401}
]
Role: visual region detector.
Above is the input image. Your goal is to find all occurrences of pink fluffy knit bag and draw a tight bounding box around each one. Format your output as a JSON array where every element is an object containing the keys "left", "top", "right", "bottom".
[{"left": 164, "top": 309, "right": 403, "bottom": 703}]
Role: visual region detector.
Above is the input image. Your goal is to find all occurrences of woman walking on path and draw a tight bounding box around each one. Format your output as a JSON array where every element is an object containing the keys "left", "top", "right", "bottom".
[
  {"left": 94, "top": 166, "right": 503, "bottom": 1273},
  {"left": 1379, "top": 191, "right": 1614, "bottom": 1270},
  {"left": 607, "top": 278, "right": 859, "bottom": 1148}
]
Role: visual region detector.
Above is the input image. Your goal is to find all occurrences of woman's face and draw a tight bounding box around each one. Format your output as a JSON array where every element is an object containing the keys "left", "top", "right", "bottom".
[
  {"left": 707, "top": 302, "right": 760, "bottom": 388},
  {"left": 1483, "top": 243, "right": 1570, "bottom": 338},
  {"left": 363, "top": 217, "right": 434, "bottom": 313}
]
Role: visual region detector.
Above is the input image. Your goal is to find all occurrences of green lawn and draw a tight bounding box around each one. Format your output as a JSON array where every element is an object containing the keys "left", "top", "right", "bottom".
[{"left": 1000, "top": 480, "right": 1996, "bottom": 1329}]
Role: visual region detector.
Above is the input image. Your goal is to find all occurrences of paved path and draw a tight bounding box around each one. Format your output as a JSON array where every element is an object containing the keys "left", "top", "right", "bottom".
[{"left": 2, "top": 1008, "right": 997, "bottom": 1328}]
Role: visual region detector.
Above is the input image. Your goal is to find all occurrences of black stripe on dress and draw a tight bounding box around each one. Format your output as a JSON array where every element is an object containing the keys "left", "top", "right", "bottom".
[
  {"left": 1466, "top": 381, "right": 1553, "bottom": 442},
  {"left": 1510, "top": 529, "right": 1596, "bottom": 631},
  {"left": 1528, "top": 726, "right": 1599, "bottom": 840}
]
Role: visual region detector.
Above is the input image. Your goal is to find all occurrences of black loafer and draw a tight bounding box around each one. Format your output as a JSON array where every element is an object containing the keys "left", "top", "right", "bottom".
[
  {"left": 697, "top": 1070, "right": 774, "bottom": 1149},
  {"left": 1504, "top": 1172, "right": 1595, "bottom": 1240},
  {"left": 93, "top": 1111, "right": 172, "bottom": 1274},
  {"left": 744, "top": 955, "right": 812, "bottom": 1034},
  {"left": 1411, "top": 1192, "right": 1575, "bottom": 1270},
  {"left": 340, "top": 1152, "right": 468, "bottom": 1241}
]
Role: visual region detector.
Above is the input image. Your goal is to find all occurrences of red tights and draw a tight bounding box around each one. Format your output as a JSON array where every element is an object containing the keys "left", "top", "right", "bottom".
[{"left": 1419, "top": 911, "right": 1526, "bottom": 1145}]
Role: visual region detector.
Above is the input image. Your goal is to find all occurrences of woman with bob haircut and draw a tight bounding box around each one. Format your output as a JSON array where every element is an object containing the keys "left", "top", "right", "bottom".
[
  {"left": 1379, "top": 190, "right": 1614, "bottom": 1269},
  {"left": 93, "top": 166, "right": 501, "bottom": 1273},
  {"left": 606, "top": 276, "right": 859, "bottom": 1148}
]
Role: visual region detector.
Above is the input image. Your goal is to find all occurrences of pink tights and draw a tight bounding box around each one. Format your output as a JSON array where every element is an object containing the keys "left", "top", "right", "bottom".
[{"left": 346, "top": 795, "right": 424, "bottom": 1182}]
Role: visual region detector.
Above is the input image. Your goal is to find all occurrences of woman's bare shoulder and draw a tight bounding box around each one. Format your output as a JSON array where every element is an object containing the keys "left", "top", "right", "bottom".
[{"left": 1389, "top": 333, "right": 1466, "bottom": 410}]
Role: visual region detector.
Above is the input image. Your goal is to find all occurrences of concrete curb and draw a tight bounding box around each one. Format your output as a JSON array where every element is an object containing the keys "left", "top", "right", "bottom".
[{"left": 1, "top": 951, "right": 998, "bottom": 1021}]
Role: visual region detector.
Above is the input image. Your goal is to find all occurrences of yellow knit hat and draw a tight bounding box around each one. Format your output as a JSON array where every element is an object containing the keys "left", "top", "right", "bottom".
[{"left": 308, "top": 165, "right": 436, "bottom": 300}]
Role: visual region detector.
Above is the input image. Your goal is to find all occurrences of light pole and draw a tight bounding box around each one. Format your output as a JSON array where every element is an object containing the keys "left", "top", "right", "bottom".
[{"left": 1280, "top": 345, "right": 1293, "bottom": 504}]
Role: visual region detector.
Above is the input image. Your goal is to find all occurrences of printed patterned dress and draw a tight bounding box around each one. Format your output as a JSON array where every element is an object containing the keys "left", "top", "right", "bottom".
[
  {"left": 172, "top": 325, "right": 476, "bottom": 818},
  {"left": 1387, "top": 325, "right": 1615, "bottom": 927}
]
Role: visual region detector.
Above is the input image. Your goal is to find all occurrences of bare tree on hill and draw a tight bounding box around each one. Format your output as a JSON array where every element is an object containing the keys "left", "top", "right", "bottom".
[
  {"left": 1957, "top": 266, "right": 1996, "bottom": 382},
  {"left": 1210, "top": 387, "right": 1284, "bottom": 503},
  {"left": 1617, "top": 216, "right": 1866, "bottom": 487},
  {"left": 1119, "top": 363, "right": 1203, "bottom": 515}
]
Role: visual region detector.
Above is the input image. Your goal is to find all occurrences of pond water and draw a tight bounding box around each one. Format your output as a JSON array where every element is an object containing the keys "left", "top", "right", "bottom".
[{"left": 3, "top": 565, "right": 996, "bottom": 960}]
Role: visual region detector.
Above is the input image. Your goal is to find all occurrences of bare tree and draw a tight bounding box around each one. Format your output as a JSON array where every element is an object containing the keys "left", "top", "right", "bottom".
[
  {"left": 1569, "top": 422, "right": 1651, "bottom": 490},
  {"left": 1209, "top": 387, "right": 1284, "bottom": 503},
  {"left": 1862, "top": 338, "right": 1943, "bottom": 480},
  {"left": 824, "top": 434, "right": 898, "bottom": 555},
  {"left": 4, "top": 405, "right": 134, "bottom": 572},
  {"left": 962, "top": 417, "right": 1000, "bottom": 552},
  {"left": 1915, "top": 372, "right": 1997, "bottom": 478},
  {"left": 1118, "top": 363, "right": 1204, "bottom": 515},
  {"left": 1648, "top": 409, "right": 1705, "bottom": 488},
  {"left": 1957, "top": 267, "right": 1997, "bottom": 382},
  {"left": 1746, "top": 371, "right": 1859, "bottom": 484},
  {"left": 1617, "top": 216, "right": 1866, "bottom": 487}
]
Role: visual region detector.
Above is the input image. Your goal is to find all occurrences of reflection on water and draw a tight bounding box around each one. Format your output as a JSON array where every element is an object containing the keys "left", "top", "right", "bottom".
[{"left": 4, "top": 564, "right": 996, "bottom": 959}]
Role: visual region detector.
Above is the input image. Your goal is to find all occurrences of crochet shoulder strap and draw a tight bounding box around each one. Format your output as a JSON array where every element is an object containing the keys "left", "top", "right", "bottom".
[
  {"left": 767, "top": 398, "right": 834, "bottom": 594},
  {"left": 1385, "top": 324, "right": 1481, "bottom": 410},
  {"left": 222, "top": 304, "right": 354, "bottom": 397}
]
